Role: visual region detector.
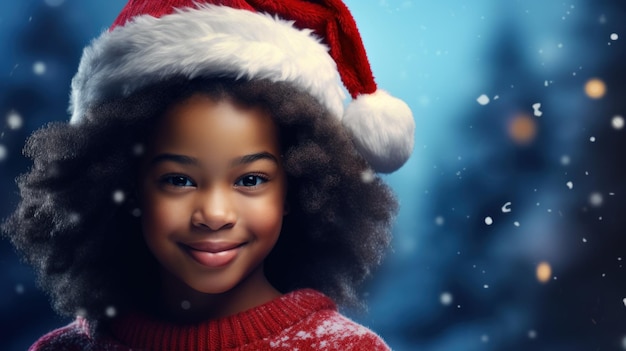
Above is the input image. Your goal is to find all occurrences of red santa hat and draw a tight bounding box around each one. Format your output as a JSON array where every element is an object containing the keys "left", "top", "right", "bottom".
[{"left": 69, "top": 0, "right": 414, "bottom": 173}]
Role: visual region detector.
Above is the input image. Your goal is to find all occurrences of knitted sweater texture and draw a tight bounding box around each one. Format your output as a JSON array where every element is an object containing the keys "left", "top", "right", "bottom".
[{"left": 29, "top": 289, "right": 390, "bottom": 350}]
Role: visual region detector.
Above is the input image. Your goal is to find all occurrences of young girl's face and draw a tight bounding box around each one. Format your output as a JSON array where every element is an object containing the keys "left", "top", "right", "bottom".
[{"left": 139, "top": 94, "right": 287, "bottom": 296}]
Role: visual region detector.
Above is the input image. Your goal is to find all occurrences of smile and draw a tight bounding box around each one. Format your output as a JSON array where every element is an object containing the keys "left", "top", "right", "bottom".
[{"left": 181, "top": 242, "right": 244, "bottom": 268}]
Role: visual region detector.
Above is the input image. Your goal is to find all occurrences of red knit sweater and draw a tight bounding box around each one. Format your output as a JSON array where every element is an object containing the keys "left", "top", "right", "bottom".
[{"left": 29, "top": 289, "right": 390, "bottom": 350}]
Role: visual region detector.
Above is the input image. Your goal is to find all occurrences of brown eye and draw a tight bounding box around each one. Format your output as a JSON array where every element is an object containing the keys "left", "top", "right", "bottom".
[
  {"left": 235, "top": 175, "right": 267, "bottom": 187},
  {"left": 162, "top": 175, "right": 195, "bottom": 187}
]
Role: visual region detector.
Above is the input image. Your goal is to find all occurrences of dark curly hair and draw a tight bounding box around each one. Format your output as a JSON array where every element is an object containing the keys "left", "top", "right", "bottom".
[{"left": 2, "top": 77, "right": 397, "bottom": 333}]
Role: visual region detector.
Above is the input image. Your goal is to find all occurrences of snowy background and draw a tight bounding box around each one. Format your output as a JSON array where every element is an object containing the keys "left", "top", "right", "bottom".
[{"left": 1, "top": 1, "right": 625, "bottom": 350}]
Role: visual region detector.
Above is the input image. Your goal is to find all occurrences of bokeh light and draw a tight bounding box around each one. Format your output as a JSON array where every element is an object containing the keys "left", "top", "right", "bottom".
[
  {"left": 585, "top": 78, "right": 607, "bottom": 99},
  {"left": 508, "top": 114, "right": 537, "bottom": 145},
  {"left": 536, "top": 262, "right": 552, "bottom": 283}
]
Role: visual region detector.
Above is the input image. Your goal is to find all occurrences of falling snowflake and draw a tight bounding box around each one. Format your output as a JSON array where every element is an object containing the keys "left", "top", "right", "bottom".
[
  {"left": 435, "top": 216, "right": 445, "bottom": 226},
  {"left": 484, "top": 216, "right": 493, "bottom": 225},
  {"left": 360, "top": 169, "right": 375, "bottom": 183},
  {"left": 181, "top": 300, "right": 191, "bottom": 310},
  {"left": 112, "top": 190, "right": 125, "bottom": 204},
  {"left": 589, "top": 136, "right": 596, "bottom": 142},
  {"left": 105, "top": 306, "right": 117, "bottom": 318},
  {"left": 501, "top": 202, "right": 512, "bottom": 213},
  {"left": 560, "top": 155, "right": 571, "bottom": 166},
  {"left": 7, "top": 111, "right": 23, "bottom": 130},
  {"left": 476, "top": 94, "right": 490, "bottom": 105},
  {"left": 33, "top": 61, "right": 46, "bottom": 75},
  {"left": 440, "top": 292, "right": 453, "bottom": 306},
  {"left": 589, "top": 192, "right": 603, "bottom": 207},
  {"left": 528, "top": 330, "right": 538, "bottom": 339},
  {"left": 566, "top": 181, "right": 573, "bottom": 189},
  {"left": 611, "top": 33, "right": 619, "bottom": 41},
  {"left": 513, "top": 221, "right": 520, "bottom": 227},
  {"left": 612, "top": 115, "right": 624, "bottom": 130},
  {"left": 532, "top": 103, "right": 543, "bottom": 117}
]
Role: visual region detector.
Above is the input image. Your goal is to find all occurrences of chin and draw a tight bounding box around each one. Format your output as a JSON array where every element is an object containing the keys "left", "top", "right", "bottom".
[{"left": 185, "top": 280, "right": 238, "bottom": 295}]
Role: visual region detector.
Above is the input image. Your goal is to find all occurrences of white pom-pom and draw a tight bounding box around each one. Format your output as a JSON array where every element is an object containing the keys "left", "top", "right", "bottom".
[{"left": 342, "top": 90, "right": 415, "bottom": 173}]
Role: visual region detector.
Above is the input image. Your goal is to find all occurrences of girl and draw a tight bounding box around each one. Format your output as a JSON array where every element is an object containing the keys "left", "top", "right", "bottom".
[{"left": 3, "top": 1, "right": 414, "bottom": 350}]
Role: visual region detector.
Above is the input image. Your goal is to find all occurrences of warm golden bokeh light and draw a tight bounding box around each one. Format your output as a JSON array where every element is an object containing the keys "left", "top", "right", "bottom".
[
  {"left": 536, "top": 262, "right": 552, "bottom": 283},
  {"left": 585, "top": 78, "right": 606, "bottom": 99},
  {"left": 508, "top": 114, "right": 537, "bottom": 144}
]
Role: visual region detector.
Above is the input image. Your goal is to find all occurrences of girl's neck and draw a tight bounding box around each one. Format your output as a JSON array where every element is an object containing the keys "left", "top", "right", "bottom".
[{"left": 156, "top": 267, "right": 282, "bottom": 324}]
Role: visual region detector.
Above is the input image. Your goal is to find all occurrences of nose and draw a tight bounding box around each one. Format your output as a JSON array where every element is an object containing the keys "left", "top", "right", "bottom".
[{"left": 191, "top": 186, "right": 237, "bottom": 231}]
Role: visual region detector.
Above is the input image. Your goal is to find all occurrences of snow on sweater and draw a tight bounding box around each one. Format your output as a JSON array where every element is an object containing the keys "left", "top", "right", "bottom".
[{"left": 29, "top": 289, "right": 390, "bottom": 351}]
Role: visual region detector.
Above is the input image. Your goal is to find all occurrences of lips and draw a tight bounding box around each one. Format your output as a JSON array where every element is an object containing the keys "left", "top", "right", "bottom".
[{"left": 182, "top": 241, "right": 244, "bottom": 268}]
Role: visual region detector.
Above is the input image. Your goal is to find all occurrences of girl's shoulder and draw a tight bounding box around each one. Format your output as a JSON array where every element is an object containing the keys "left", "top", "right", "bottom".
[
  {"left": 287, "top": 309, "right": 391, "bottom": 350},
  {"left": 28, "top": 318, "right": 89, "bottom": 351},
  {"left": 28, "top": 318, "right": 123, "bottom": 351},
  {"left": 263, "top": 289, "right": 392, "bottom": 350}
]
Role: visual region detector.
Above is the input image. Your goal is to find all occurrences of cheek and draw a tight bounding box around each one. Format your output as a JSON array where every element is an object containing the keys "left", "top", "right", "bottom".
[
  {"left": 139, "top": 197, "right": 191, "bottom": 266},
  {"left": 140, "top": 195, "right": 188, "bottom": 239},
  {"left": 243, "top": 194, "right": 285, "bottom": 238}
]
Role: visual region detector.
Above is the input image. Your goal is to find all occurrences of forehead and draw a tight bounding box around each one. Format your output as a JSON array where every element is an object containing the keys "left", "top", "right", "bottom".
[{"left": 148, "top": 94, "right": 280, "bottom": 158}]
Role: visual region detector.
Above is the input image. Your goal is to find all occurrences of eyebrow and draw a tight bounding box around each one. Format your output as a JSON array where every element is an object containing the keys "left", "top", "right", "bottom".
[
  {"left": 232, "top": 152, "right": 279, "bottom": 167},
  {"left": 149, "top": 152, "right": 279, "bottom": 167},
  {"left": 149, "top": 153, "right": 198, "bottom": 166}
]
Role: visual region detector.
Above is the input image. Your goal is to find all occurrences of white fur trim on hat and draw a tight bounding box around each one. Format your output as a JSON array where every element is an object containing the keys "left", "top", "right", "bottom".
[
  {"left": 343, "top": 90, "right": 415, "bottom": 173},
  {"left": 69, "top": 4, "right": 345, "bottom": 124}
]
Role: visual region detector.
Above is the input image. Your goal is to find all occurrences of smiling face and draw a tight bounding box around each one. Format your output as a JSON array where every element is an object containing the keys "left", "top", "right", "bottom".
[{"left": 139, "top": 94, "right": 286, "bottom": 300}]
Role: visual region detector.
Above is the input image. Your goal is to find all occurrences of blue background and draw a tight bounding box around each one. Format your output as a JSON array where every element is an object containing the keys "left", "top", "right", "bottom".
[{"left": 1, "top": 1, "right": 625, "bottom": 350}]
